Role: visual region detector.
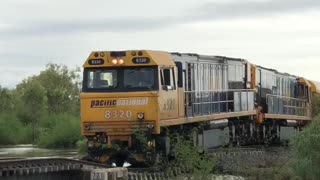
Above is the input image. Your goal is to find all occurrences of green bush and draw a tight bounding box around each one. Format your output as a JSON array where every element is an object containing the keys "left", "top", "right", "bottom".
[
  {"left": 0, "top": 63, "right": 82, "bottom": 147},
  {"left": 312, "top": 95, "right": 320, "bottom": 117},
  {"left": 292, "top": 115, "right": 320, "bottom": 179},
  {"left": 167, "top": 136, "right": 217, "bottom": 180},
  {"left": 37, "top": 113, "right": 81, "bottom": 149},
  {"left": 0, "top": 113, "right": 33, "bottom": 144},
  {"left": 76, "top": 138, "right": 88, "bottom": 155},
  {"left": 20, "top": 124, "right": 35, "bottom": 143}
]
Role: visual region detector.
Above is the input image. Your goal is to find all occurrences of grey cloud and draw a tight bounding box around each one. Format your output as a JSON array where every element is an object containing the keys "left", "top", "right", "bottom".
[
  {"left": 1, "top": 0, "right": 320, "bottom": 38},
  {"left": 190, "top": 0, "right": 320, "bottom": 21},
  {"left": 0, "top": 17, "right": 180, "bottom": 38}
]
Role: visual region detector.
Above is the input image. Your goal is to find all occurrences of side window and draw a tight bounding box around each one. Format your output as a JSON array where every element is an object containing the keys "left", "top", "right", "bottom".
[
  {"left": 161, "top": 67, "right": 176, "bottom": 90},
  {"left": 175, "top": 62, "right": 183, "bottom": 88},
  {"left": 163, "top": 69, "right": 171, "bottom": 86},
  {"left": 172, "top": 67, "right": 176, "bottom": 89}
]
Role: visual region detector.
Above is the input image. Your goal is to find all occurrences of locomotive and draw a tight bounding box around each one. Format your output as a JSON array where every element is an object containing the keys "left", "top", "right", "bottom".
[{"left": 80, "top": 50, "right": 319, "bottom": 166}]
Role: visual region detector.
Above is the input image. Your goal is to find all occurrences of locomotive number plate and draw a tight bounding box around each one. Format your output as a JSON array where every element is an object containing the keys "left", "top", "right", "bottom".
[{"left": 105, "top": 110, "right": 132, "bottom": 119}]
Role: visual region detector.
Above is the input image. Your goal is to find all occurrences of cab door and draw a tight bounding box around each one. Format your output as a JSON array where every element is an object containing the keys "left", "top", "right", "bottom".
[{"left": 159, "top": 66, "right": 179, "bottom": 120}]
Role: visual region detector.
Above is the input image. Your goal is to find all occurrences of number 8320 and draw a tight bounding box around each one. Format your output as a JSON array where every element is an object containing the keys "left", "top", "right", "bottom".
[{"left": 105, "top": 110, "right": 132, "bottom": 119}]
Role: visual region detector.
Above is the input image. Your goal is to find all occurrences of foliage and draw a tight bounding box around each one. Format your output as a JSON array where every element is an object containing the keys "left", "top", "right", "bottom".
[
  {"left": 0, "top": 87, "right": 15, "bottom": 112},
  {"left": 167, "top": 135, "right": 217, "bottom": 180},
  {"left": 36, "top": 64, "right": 81, "bottom": 115},
  {"left": 291, "top": 115, "right": 320, "bottom": 180},
  {"left": 37, "top": 113, "right": 81, "bottom": 148},
  {"left": 132, "top": 128, "right": 149, "bottom": 152},
  {"left": 0, "top": 113, "right": 33, "bottom": 144},
  {"left": 311, "top": 94, "right": 320, "bottom": 117},
  {"left": 19, "top": 80, "right": 48, "bottom": 142},
  {"left": 246, "top": 116, "right": 320, "bottom": 179},
  {"left": 0, "top": 63, "right": 82, "bottom": 148},
  {"left": 76, "top": 138, "right": 88, "bottom": 155}
]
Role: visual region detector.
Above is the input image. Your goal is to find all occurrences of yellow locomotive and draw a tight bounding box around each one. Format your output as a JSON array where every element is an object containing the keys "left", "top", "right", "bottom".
[{"left": 81, "top": 50, "right": 319, "bottom": 166}]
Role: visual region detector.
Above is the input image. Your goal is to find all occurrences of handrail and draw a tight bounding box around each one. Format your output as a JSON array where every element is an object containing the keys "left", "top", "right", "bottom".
[
  {"left": 266, "top": 94, "right": 307, "bottom": 103},
  {"left": 185, "top": 89, "right": 255, "bottom": 117},
  {"left": 185, "top": 89, "right": 255, "bottom": 93},
  {"left": 266, "top": 94, "right": 308, "bottom": 116}
]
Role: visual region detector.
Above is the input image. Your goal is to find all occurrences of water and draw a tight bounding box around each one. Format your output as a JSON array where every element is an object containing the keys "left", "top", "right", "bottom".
[
  {"left": 0, "top": 144, "right": 79, "bottom": 160},
  {"left": 0, "top": 145, "right": 89, "bottom": 180}
]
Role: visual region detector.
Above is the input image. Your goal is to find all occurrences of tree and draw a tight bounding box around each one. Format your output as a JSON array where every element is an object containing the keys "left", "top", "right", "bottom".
[
  {"left": 292, "top": 115, "right": 320, "bottom": 179},
  {"left": 311, "top": 94, "right": 320, "bottom": 117},
  {"left": 18, "top": 79, "right": 47, "bottom": 142},
  {"left": 1, "top": 63, "right": 82, "bottom": 147},
  {"left": 291, "top": 94, "right": 320, "bottom": 179},
  {"left": 0, "top": 86, "right": 15, "bottom": 112},
  {"left": 36, "top": 63, "right": 81, "bottom": 115}
]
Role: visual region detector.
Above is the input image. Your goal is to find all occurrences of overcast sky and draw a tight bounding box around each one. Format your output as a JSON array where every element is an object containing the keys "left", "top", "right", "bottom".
[{"left": 1, "top": 0, "right": 320, "bottom": 88}]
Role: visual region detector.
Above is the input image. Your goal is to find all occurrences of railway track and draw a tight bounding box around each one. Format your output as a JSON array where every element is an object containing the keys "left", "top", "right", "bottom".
[
  {"left": 0, "top": 157, "right": 110, "bottom": 177},
  {"left": 208, "top": 146, "right": 269, "bottom": 158},
  {"left": 125, "top": 146, "right": 279, "bottom": 180},
  {"left": 0, "top": 146, "right": 287, "bottom": 179}
]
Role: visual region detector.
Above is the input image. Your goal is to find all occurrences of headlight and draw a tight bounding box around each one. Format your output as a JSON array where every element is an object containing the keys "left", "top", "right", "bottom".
[
  {"left": 147, "top": 140, "right": 155, "bottom": 148},
  {"left": 137, "top": 112, "right": 144, "bottom": 120}
]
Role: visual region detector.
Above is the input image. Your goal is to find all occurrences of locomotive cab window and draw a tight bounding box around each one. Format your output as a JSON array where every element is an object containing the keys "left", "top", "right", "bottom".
[
  {"left": 174, "top": 61, "right": 183, "bottom": 88},
  {"left": 161, "top": 67, "right": 176, "bottom": 90},
  {"left": 87, "top": 69, "right": 117, "bottom": 89},
  {"left": 83, "top": 66, "right": 158, "bottom": 92},
  {"left": 124, "top": 68, "right": 155, "bottom": 88}
]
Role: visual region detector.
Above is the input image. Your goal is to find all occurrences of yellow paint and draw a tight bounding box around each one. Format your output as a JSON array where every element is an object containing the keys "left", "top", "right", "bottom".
[
  {"left": 81, "top": 50, "right": 176, "bottom": 136},
  {"left": 81, "top": 92, "right": 160, "bottom": 135},
  {"left": 158, "top": 66, "right": 179, "bottom": 121},
  {"left": 178, "top": 88, "right": 185, "bottom": 118},
  {"left": 307, "top": 80, "right": 320, "bottom": 94},
  {"left": 158, "top": 88, "right": 179, "bottom": 120},
  {"left": 83, "top": 50, "right": 175, "bottom": 68},
  {"left": 256, "top": 106, "right": 264, "bottom": 124},
  {"left": 264, "top": 114, "right": 312, "bottom": 121},
  {"left": 250, "top": 64, "right": 256, "bottom": 90},
  {"left": 298, "top": 77, "right": 311, "bottom": 87},
  {"left": 298, "top": 77, "right": 320, "bottom": 94}
]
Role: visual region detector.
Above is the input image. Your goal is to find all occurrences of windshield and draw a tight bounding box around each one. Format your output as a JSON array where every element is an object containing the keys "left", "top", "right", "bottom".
[
  {"left": 124, "top": 68, "right": 155, "bottom": 88},
  {"left": 87, "top": 69, "right": 117, "bottom": 89},
  {"left": 83, "top": 66, "right": 158, "bottom": 92}
]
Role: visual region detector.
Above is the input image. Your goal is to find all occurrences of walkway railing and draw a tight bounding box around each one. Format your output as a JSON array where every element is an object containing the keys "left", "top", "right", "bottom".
[
  {"left": 266, "top": 94, "right": 308, "bottom": 116},
  {"left": 185, "top": 89, "right": 255, "bottom": 117}
]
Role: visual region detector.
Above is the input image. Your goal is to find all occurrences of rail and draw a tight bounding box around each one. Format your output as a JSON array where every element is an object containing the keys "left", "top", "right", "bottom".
[
  {"left": 0, "top": 158, "right": 110, "bottom": 177},
  {"left": 185, "top": 89, "right": 255, "bottom": 117},
  {"left": 0, "top": 146, "right": 283, "bottom": 180},
  {"left": 266, "top": 94, "right": 309, "bottom": 116}
]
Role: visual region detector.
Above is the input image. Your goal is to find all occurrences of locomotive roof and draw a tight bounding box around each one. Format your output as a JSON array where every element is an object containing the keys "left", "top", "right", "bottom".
[
  {"left": 256, "top": 65, "right": 297, "bottom": 78},
  {"left": 170, "top": 52, "right": 247, "bottom": 63}
]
